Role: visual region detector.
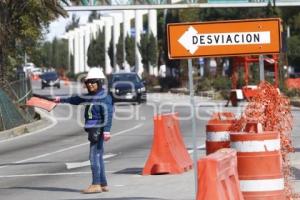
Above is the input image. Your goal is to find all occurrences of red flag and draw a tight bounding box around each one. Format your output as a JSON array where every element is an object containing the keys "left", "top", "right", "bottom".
[{"left": 26, "top": 97, "right": 57, "bottom": 112}]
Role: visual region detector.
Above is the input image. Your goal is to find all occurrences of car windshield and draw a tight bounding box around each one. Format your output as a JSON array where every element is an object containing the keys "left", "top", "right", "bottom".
[
  {"left": 41, "top": 72, "right": 58, "bottom": 79},
  {"left": 112, "top": 74, "right": 140, "bottom": 84}
]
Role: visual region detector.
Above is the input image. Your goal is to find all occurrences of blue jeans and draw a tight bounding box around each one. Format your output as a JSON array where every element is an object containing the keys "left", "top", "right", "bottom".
[{"left": 89, "top": 135, "right": 107, "bottom": 186}]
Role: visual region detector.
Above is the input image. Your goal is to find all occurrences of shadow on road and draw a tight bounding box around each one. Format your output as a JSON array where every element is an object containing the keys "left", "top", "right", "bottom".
[
  {"left": 291, "top": 167, "right": 300, "bottom": 180},
  {"left": 2, "top": 186, "right": 80, "bottom": 193},
  {"left": 113, "top": 167, "right": 143, "bottom": 175},
  {"left": 294, "top": 148, "right": 300, "bottom": 152}
]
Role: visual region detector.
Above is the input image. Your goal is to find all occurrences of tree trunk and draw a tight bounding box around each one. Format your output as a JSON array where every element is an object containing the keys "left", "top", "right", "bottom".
[
  {"left": 204, "top": 58, "right": 211, "bottom": 78},
  {"left": 0, "top": 47, "right": 4, "bottom": 83},
  {"left": 216, "top": 57, "right": 224, "bottom": 77}
]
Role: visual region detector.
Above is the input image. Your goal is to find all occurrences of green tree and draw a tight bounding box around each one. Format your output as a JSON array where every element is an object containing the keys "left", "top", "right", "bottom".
[
  {"left": 87, "top": 39, "right": 97, "bottom": 67},
  {"left": 65, "top": 14, "right": 80, "bottom": 32},
  {"left": 179, "top": 8, "right": 200, "bottom": 22},
  {"left": 138, "top": 34, "right": 149, "bottom": 71},
  {"left": 280, "top": 7, "right": 300, "bottom": 69},
  {"left": 88, "top": 11, "right": 101, "bottom": 23},
  {"left": 52, "top": 37, "right": 60, "bottom": 67},
  {"left": 87, "top": 29, "right": 105, "bottom": 68},
  {"left": 0, "top": 0, "right": 67, "bottom": 81},
  {"left": 287, "top": 36, "right": 300, "bottom": 67},
  {"left": 148, "top": 33, "right": 157, "bottom": 67},
  {"left": 125, "top": 34, "right": 135, "bottom": 67},
  {"left": 138, "top": 32, "right": 157, "bottom": 74},
  {"left": 116, "top": 31, "right": 124, "bottom": 68},
  {"left": 108, "top": 37, "right": 114, "bottom": 68},
  {"left": 52, "top": 38, "right": 68, "bottom": 69},
  {"left": 40, "top": 42, "right": 53, "bottom": 68},
  {"left": 31, "top": 38, "right": 68, "bottom": 69},
  {"left": 162, "top": 9, "right": 181, "bottom": 86},
  {"left": 30, "top": 41, "right": 51, "bottom": 69}
]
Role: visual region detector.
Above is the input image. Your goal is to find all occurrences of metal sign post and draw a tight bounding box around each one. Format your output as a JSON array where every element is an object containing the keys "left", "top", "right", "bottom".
[
  {"left": 259, "top": 55, "right": 265, "bottom": 81},
  {"left": 188, "top": 58, "right": 199, "bottom": 196}
]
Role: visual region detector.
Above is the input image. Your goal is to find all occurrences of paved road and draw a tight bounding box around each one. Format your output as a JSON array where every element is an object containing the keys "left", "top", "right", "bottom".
[{"left": 0, "top": 80, "right": 299, "bottom": 200}]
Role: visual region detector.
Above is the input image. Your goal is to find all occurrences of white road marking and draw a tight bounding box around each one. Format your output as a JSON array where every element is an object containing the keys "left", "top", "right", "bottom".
[
  {"left": 65, "top": 161, "right": 90, "bottom": 170},
  {"left": 65, "top": 153, "right": 117, "bottom": 170},
  {"left": 114, "top": 185, "right": 125, "bottom": 187},
  {"left": 0, "top": 123, "right": 144, "bottom": 170},
  {"left": 0, "top": 142, "right": 89, "bottom": 170}
]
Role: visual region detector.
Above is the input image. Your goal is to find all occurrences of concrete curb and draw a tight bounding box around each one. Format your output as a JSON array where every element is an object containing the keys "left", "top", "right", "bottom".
[{"left": 0, "top": 108, "right": 53, "bottom": 141}]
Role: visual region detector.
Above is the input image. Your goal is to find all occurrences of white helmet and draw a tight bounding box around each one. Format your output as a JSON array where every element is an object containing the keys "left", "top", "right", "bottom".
[{"left": 85, "top": 67, "right": 105, "bottom": 80}]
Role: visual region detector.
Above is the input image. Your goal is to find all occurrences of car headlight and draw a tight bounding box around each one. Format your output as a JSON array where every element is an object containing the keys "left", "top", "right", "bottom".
[
  {"left": 138, "top": 87, "right": 146, "bottom": 93},
  {"left": 110, "top": 88, "right": 116, "bottom": 93}
]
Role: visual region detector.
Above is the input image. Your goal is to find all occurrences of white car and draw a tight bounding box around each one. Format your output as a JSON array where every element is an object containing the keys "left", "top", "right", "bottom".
[{"left": 31, "top": 67, "right": 42, "bottom": 76}]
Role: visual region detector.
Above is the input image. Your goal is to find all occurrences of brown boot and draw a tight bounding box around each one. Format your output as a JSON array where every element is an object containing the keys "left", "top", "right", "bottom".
[
  {"left": 81, "top": 185, "right": 102, "bottom": 194},
  {"left": 101, "top": 186, "right": 109, "bottom": 192}
]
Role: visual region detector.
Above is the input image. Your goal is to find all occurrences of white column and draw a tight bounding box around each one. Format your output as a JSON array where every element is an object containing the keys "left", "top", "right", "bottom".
[
  {"left": 123, "top": 10, "right": 134, "bottom": 39},
  {"left": 148, "top": 10, "right": 157, "bottom": 37},
  {"left": 78, "top": 27, "right": 85, "bottom": 73},
  {"left": 90, "top": 22, "right": 99, "bottom": 39},
  {"left": 83, "top": 26, "right": 91, "bottom": 72},
  {"left": 135, "top": 10, "right": 144, "bottom": 77},
  {"left": 148, "top": 9, "right": 158, "bottom": 76},
  {"left": 68, "top": 32, "right": 74, "bottom": 57},
  {"left": 64, "top": 31, "right": 74, "bottom": 73},
  {"left": 103, "top": 17, "right": 113, "bottom": 75},
  {"left": 73, "top": 28, "right": 80, "bottom": 74}
]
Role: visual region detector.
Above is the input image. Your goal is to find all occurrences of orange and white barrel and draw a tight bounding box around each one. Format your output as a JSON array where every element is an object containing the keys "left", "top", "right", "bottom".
[
  {"left": 230, "top": 131, "right": 284, "bottom": 200},
  {"left": 206, "top": 123, "right": 233, "bottom": 155}
]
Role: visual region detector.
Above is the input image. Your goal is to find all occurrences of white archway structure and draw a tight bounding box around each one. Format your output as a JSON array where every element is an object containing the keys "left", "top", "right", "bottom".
[{"left": 64, "top": 9, "right": 157, "bottom": 77}]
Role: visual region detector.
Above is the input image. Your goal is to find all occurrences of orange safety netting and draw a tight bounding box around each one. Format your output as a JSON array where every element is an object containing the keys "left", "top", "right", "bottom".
[
  {"left": 286, "top": 78, "right": 300, "bottom": 90},
  {"left": 232, "top": 81, "right": 298, "bottom": 200}
]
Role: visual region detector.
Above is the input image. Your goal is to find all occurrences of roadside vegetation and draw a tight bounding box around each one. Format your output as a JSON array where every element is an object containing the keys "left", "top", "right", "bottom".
[
  {"left": 1, "top": 1, "right": 300, "bottom": 131},
  {"left": 24, "top": 2, "right": 300, "bottom": 98}
]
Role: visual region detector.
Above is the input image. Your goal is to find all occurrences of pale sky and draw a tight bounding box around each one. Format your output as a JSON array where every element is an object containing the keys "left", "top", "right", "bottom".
[{"left": 46, "top": 11, "right": 90, "bottom": 41}]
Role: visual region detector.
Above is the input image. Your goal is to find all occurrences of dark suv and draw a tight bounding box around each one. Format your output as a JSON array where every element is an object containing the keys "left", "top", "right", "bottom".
[
  {"left": 108, "top": 72, "right": 146, "bottom": 104},
  {"left": 40, "top": 72, "right": 60, "bottom": 89}
]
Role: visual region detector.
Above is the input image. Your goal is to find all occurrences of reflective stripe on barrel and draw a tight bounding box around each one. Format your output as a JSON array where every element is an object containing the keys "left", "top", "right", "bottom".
[
  {"left": 205, "top": 123, "right": 233, "bottom": 155},
  {"left": 240, "top": 178, "right": 284, "bottom": 192},
  {"left": 231, "top": 139, "right": 280, "bottom": 152},
  {"left": 206, "top": 131, "right": 230, "bottom": 142}
]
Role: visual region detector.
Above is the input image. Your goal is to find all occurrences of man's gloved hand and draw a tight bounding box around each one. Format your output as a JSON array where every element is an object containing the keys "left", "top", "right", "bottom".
[{"left": 103, "top": 132, "right": 111, "bottom": 141}]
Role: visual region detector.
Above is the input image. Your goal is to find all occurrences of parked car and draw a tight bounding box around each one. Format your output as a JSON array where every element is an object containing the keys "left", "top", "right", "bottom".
[
  {"left": 40, "top": 72, "right": 60, "bottom": 89},
  {"left": 31, "top": 67, "right": 42, "bottom": 76},
  {"left": 108, "top": 72, "right": 146, "bottom": 104}
]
